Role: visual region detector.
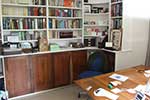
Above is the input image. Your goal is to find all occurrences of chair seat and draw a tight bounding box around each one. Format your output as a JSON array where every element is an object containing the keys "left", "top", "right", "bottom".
[{"left": 79, "top": 71, "right": 103, "bottom": 79}]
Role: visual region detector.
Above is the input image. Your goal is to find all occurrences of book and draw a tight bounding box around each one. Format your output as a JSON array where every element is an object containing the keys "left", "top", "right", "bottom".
[{"left": 64, "top": 0, "right": 73, "bottom": 7}]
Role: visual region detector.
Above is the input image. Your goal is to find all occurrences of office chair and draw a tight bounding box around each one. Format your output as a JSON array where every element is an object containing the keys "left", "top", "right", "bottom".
[{"left": 78, "top": 51, "right": 107, "bottom": 99}]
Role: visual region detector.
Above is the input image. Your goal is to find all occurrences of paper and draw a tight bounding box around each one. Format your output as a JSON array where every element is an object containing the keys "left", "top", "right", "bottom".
[
  {"left": 111, "top": 88, "right": 122, "bottom": 94},
  {"left": 94, "top": 88, "right": 119, "bottom": 100},
  {"left": 109, "top": 73, "right": 128, "bottom": 82}
]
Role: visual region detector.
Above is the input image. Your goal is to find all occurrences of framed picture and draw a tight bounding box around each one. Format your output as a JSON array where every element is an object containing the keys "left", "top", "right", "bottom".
[
  {"left": 84, "top": 4, "right": 91, "bottom": 13},
  {"left": 111, "top": 29, "right": 122, "bottom": 50}
]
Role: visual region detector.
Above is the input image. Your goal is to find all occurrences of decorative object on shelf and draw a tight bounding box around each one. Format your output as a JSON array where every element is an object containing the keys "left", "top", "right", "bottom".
[
  {"left": 111, "top": 29, "right": 122, "bottom": 50},
  {"left": 84, "top": 0, "right": 88, "bottom": 3},
  {"left": 20, "top": 42, "right": 33, "bottom": 53},
  {"left": 84, "top": 4, "right": 91, "bottom": 13},
  {"left": 39, "top": 36, "right": 48, "bottom": 52}
]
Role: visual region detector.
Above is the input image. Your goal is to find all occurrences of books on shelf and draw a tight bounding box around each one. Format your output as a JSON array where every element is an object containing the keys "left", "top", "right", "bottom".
[
  {"left": 49, "top": 9, "right": 81, "bottom": 17},
  {"left": 49, "top": 19, "right": 82, "bottom": 29},
  {"left": 2, "top": 0, "right": 46, "bottom": 5},
  {"left": 111, "top": 3, "right": 122, "bottom": 17},
  {"left": 3, "top": 18, "right": 46, "bottom": 29},
  {"left": 111, "top": 18, "right": 122, "bottom": 29},
  {"left": 48, "top": 0, "right": 82, "bottom": 8},
  {"left": 2, "top": 7, "right": 46, "bottom": 16},
  {"left": 48, "top": 30, "right": 81, "bottom": 39},
  {"left": 3, "top": 31, "right": 46, "bottom": 41},
  {"left": 111, "top": 0, "right": 122, "bottom": 3}
]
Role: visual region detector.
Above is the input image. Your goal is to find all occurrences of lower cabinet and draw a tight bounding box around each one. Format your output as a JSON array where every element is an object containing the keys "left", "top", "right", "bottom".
[
  {"left": 53, "top": 52, "right": 70, "bottom": 87},
  {"left": 4, "top": 50, "right": 88, "bottom": 98},
  {"left": 71, "top": 50, "right": 87, "bottom": 80},
  {"left": 31, "top": 54, "right": 53, "bottom": 92},
  {"left": 5, "top": 56, "right": 32, "bottom": 97}
]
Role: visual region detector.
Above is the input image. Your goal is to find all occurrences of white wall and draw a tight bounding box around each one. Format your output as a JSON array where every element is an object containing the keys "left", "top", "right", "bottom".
[{"left": 115, "top": 0, "right": 150, "bottom": 70}]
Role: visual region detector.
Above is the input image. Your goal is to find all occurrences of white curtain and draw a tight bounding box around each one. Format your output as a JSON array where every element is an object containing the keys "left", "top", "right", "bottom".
[{"left": 145, "top": 21, "right": 150, "bottom": 66}]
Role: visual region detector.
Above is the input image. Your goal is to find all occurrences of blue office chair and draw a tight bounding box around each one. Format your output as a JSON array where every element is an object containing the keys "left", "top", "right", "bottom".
[
  {"left": 78, "top": 51, "right": 107, "bottom": 99},
  {"left": 79, "top": 51, "right": 106, "bottom": 79}
]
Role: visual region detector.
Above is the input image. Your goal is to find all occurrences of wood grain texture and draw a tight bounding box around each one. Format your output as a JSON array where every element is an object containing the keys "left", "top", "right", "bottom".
[
  {"left": 75, "top": 65, "right": 149, "bottom": 100},
  {"left": 31, "top": 54, "right": 53, "bottom": 92},
  {"left": 71, "top": 50, "right": 87, "bottom": 80},
  {"left": 5, "top": 56, "right": 32, "bottom": 97},
  {"left": 53, "top": 52, "right": 70, "bottom": 87}
]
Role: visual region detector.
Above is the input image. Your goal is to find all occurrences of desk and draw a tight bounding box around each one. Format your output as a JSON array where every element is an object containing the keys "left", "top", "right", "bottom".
[{"left": 75, "top": 65, "right": 150, "bottom": 100}]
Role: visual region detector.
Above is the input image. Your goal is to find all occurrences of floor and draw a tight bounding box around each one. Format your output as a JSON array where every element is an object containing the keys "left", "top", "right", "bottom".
[{"left": 11, "top": 85, "right": 91, "bottom": 100}]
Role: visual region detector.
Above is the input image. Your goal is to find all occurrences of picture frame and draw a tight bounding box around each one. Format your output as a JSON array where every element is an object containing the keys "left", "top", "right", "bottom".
[
  {"left": 84, "top": 4, "right": 91, "bottom": 13},
  {"left": 110, "top": 29, "right": 122, "bottom": 50}
]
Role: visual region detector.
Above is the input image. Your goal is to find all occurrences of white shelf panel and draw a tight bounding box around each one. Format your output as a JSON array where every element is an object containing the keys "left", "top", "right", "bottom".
[
  {"left": 111, "top": 1, "right": 122, "bottom": 5},
  {"left": 48, "top": 6, "right": 82, "bottom": 10},
  {"left": 111, "top": 16, "right": 122, "bottom": 19},
  {"left": 3, "top": 29, "right": 47, "bottom": 32},
  {"left": 0, "top": 73, "right": 4, "bottom": 79},
  {"left": 2, "top": 15, "right": 46, "bottom": 18},
  {"left": 48, "top": 16, "right": 82, "bottom": 19},
  {"left": 84, "top": 2, "right": 109, "bottom": 5},
  {"left": 84, "top": 25, "right": 109, "bottom": 27},
  {"left": 49, "top": 37, "right": 82, "bottom": 41},
  {"left": 4, "top": 40, "right": 38, "bottom": 43},
  {"left": 84, "top": 13, "right": 109, "bottom": 16},
  {"left": 84, "top": 35, "right": 101, "bottom": 37},
  {"left": 48, "top": 28, "right": 82, "bottom": 31},
  {"left": 2, "top": 3, "right": 46, "bottom": 7}
]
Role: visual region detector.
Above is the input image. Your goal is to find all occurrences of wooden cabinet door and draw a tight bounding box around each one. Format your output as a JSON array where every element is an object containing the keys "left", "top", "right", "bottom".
[
  {"left": 31, "top": 54, "right": 53, "bottom": 92},
  {"left": 5, "top": 56, "right": 32, "bottom": 97},
  {"left": 53, "top": 52, "right": 70, "bottom": 87},
  {"left": 71, "top": 50, "right": 87, "bottom": 80}
]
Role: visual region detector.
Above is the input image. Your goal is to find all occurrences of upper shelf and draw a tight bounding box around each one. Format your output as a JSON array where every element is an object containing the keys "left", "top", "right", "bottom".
[
  {"left": 48, "top": 6, "right": 82, "bottom": 10},
  {"left": 2, "top": 3, "right": 46, "bottom": 7},
  {"left": 84, "top": 13, "right": 109, "bottom": 16},
  {"left": 111, "top": 1, "right": 122, "bottom": 5}
]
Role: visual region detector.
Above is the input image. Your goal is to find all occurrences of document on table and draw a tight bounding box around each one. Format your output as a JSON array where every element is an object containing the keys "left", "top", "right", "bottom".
[{"left": 109, "top": 73, "right": 128, "bottom": 82}]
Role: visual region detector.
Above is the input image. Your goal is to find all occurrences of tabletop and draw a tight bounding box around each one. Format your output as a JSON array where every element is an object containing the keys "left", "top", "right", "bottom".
[{"left": 75, "top": 65, "right": 150, "bottom": 100}]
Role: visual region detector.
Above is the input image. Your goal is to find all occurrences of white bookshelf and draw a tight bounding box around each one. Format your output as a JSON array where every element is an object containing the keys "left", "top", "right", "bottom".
[
  {"left": 0, "top": 0, "right": 84, "bottom": 50},
  {"left": 48, "top": 6, "right": 82, "bottom": 10},
  {"left": 109, "top": 0, "right": 123, "bottom": 50},
  {"left": 84, "top": 1, "right": 110, "bottom": 47}
]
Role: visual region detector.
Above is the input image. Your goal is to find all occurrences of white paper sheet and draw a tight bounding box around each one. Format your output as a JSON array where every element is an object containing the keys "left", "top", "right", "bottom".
[{"left": 109, "top": 73, "right": 128, "bottom": 82}]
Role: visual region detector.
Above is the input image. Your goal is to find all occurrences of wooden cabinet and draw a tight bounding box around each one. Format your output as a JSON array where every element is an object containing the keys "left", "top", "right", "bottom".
[
  {"left": 71, "top": 50, "right": 87, "bottom": 80},
  {"left": 103, "top": 51, "right": 115, "bottom": 72},
  {"left": 53, "top": 52, "right": 70, "bottom": 87},
  {"left": 5, "top": 56, "right": 32, "bottom": 97},
  {"left": 31, "top": 54, "right": 53, "bottom": 92}
]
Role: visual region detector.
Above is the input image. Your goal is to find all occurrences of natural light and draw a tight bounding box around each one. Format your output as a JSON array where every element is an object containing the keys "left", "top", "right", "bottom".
[{"left": 126, "top": 0, "right": 150, "bottom": 18}]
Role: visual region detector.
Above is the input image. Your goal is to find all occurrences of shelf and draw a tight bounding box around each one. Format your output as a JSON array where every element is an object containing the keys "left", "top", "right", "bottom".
[
  {"left": 84, "top": 25, "right": 109, "bottom": 27},
  {"left": 49, "top": 37, "right": 82, "bottom": 41},
  {"left": 48, "top": 28, "right": 82, "bottom": 31},
  {"left": 2, "top": 3, "right": 46, "bottom": 7},
  {"left": 84, "top": 2, "right": 109, "bottom": 5},
  {"left": 0, "top": 73, "right": 4, "bottom": 79},
  {"left": 84, "top": 13, "right": 109, "bottom": 16},
  {"left": 48, "top": 6, "right": 82, "bottom": 10},
  {"left": 4, "top": 40, "right": 38, "bottom": 43},
  {"left": 111, "top": 16, "right": 122, "bottom": 19},
  {"left": 84, "top": 35, "right": 101, "bottom": 37},
  {"left": 111, "top": 1, "right": 122, "bottom": 5},
  {"left": 3, "top": 29, "right": 47, "bottom": 32},
  {"left": 2, "top": 15, "right": 47, "bottom": 18},
  {"left": 48, "top": 16, "right": 82, "bottom": 19}
]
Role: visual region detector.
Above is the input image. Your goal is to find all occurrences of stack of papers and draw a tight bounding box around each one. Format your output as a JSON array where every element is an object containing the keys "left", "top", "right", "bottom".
[{"left": 109, "top": 73, "right": 128, "bottom": 82}]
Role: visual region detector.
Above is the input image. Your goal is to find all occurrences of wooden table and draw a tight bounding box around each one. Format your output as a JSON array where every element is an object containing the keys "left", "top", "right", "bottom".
[{"left": 75, "top": 65, "right": 150, "bottom": 100}]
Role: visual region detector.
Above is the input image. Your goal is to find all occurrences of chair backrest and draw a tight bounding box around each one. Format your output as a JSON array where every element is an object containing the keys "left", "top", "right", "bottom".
[{"left": 88, "top": 51, "right": 106, "bottom": 72}]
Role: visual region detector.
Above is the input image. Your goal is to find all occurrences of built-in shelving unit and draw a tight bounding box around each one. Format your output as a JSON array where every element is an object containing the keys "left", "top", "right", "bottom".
[
  {"left": 83, "top": 1, "right": 109, "bottom": 47},
  {"left": 110, "top": 0, "right": 123, "bottom": 50},
  {"left": 1, "top": 0, "right": 83, "bottom": 51}
]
